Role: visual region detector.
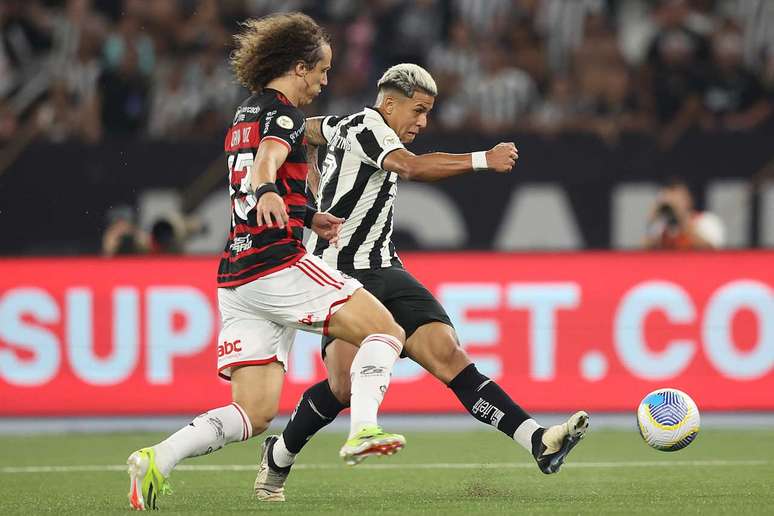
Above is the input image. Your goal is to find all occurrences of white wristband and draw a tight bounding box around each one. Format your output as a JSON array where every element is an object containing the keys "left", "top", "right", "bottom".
[{"left": 471, "top": 151, "right": 488, "bottom": 171}]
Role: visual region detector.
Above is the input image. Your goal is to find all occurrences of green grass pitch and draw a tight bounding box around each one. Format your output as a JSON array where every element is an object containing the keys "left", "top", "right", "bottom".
[{"left": 1, "top": 427, "right": 772, "bottom": 514}]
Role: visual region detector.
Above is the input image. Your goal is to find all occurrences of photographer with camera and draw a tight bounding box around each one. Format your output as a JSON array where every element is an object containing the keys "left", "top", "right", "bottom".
[{"left": 645, "top": 178, "right": 726, "bottom": 250}]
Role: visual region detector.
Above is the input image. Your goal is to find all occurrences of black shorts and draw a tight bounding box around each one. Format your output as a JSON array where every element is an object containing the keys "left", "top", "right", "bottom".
[{"left": 321, "top": 260, "right": 453, "bottom": 358}]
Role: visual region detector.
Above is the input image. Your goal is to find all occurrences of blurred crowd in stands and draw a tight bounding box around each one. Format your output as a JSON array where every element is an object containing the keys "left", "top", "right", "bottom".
[{"left": 1, "top": 0, "right": 773, "bottom": 148}]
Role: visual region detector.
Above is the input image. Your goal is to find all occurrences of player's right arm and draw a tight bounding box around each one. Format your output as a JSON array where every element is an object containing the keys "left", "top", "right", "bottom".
[
  {"left": 252, "top": 139, "right": 290, "bottom": 228},
  {"left": 382, "top": 143, "right": 518, "bottom": 182}
]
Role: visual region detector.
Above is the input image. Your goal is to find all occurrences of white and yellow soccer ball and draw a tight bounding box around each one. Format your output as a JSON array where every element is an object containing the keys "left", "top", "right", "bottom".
[{"left": 637, "top": 388, "right": 700, "bottom": 452}]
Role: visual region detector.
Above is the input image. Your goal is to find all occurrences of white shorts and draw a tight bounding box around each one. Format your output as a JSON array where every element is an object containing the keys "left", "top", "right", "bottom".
[{"left": 217, "top": 253, "right": 362, "bottom": 380}]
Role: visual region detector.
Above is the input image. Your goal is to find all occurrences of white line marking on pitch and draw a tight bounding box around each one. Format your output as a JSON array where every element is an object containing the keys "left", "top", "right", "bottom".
[{"left": 0, "top": 460, "right": 769, "bottom": 474}]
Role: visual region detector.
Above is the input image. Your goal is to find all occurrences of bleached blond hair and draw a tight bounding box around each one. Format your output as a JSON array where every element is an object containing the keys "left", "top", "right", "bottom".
[{"left": 375, "top": 63, "right": 438, "bottom": 105}]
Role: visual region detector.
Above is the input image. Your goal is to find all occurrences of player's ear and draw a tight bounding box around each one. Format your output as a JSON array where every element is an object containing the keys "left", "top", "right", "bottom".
[
  {"left": 294, "top": 60, "right": 308, "bottom": 77},
  {"left": 382, "top": 95, "right": 395, "bottom": 114}
]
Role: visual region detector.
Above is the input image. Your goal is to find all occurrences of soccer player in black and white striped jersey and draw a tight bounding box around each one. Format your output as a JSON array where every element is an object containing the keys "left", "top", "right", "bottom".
[{"left": 256, "top": 64, "right": 589, "bottom": 500}]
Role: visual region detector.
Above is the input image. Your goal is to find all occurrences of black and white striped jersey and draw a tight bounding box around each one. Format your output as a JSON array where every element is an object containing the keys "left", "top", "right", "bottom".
[{"left": 307, "top": 107, "right": 405, "bottom": 271}]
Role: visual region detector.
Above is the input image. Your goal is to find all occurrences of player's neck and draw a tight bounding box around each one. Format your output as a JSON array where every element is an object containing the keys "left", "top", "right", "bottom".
[
  {"left": 265, "top": 77, "right": 301, "bottom": 107},
  {"left": 373, "top": 105, "right": 392, "bottom": 126}
]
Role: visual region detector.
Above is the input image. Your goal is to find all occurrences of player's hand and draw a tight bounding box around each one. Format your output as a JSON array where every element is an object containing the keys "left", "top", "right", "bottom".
[
  {"left": 485, "top": 142, "right": 519, "bottom": 173},
  {"left": 311, "top": 212, "right": 345, "bottom": 248},
  {"left": 256, "top": 191, "right": 289, "bottom": 229}
]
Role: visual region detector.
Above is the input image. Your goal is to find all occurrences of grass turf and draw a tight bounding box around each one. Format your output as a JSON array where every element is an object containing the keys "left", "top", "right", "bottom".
[{"left": 1, "top": 427, "right": 772, "bottom": 514}]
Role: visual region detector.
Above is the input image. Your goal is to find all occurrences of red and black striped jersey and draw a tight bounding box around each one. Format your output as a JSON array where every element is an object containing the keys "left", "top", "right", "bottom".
[{"left": 217, "top": 89, "right": 309, "bottom": 287}]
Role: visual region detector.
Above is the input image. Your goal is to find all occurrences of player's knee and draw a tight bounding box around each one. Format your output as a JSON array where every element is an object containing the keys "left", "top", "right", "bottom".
[
  {"left": 328, "top": 376, "right": 352, "bottom": 406},
  {"left": 247, "top": 411, "right": 275, "bottom": 436},
  {"left": 386, "top": 321, "right": 406, "bottom": 344},
  {"left": 234, "top": 400, "right": 277, "bottom": 436},
  {"left": 437, "top": 336, "right": 468, "bottom": 365}
]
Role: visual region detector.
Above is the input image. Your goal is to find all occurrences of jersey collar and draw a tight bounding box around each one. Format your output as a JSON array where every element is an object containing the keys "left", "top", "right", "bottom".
[{"left": 364, "top": 105, "right": 390, "bottom": 125}]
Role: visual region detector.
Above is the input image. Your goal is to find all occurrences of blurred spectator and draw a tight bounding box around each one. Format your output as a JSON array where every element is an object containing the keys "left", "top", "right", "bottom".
[
  {"left": 645, "top": 178, "right": 726, "bottom": 250},
  {"left": 387, "top": 0, "right": 443, "bottom": 65},
  {"left": 149, "top": 218, "right": 182, "bottom": 254},
  {"left": 98, "top": 43, "right": 150, "bottom": 135},
  {"left": 177, "top": 0, "right": 229, "bottom": 52},
  {"left": 507, "top": 15, "right": 547, "bottom": 88},
  {"left": 103, "top": 14, "right": 154, "bottom": 76},
  {"left": 763, "top": 48, "right": 774, "bottom": 97},
  {"left": 428, "top": 20, "right": 480, "bottom": 95},
  {"left": 0, "top": 0, "right": 52, "bottom": 98},
  {"left": 48, "top": 0, "right": 108, "bottom": 75},
  {"left": 427, "top": 18, "right": 481, "bottom": 125},
  {"left": 641, "top": 0, "right": 712, "bottom": 148},
  {"left": 0, "top": 100, "right": 19, "bottom": 142},
  {"left": 342, "top": 11, "right": 376, "bottom": 91},
  {"left": 535, "top": 0, "right": 606, "bottom": 73},
  {"left": 529, "top": 74, "right": 581, "bottom": 134},
  {"left": 700, "top": 21, "right": 772, "bottom": 131},
  {"left": 578, "top": 61, "right": 650, "bottom": 144},
  {"left": 147, "top": 59, "right": 199, "bottom": 138},
  {"left": 445, "top": 43, "right": 537, "bottom": 132},
  {"left": 721, "top": 0, "right": 774, "bottom": 72},
  {"left": 453, "top": 0, "right": 512, "bottom": 39},
  {"left": 102, "top": 205, "right": 147, "bottom": 256},
  {"left": 569, "top": 11, "right": 652, "bottom": 143}
]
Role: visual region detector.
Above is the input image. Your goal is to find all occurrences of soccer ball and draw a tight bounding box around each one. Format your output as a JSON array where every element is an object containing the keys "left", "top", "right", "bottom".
[{"left": 637, "top": 388, "right": 700, "bottom": 451}]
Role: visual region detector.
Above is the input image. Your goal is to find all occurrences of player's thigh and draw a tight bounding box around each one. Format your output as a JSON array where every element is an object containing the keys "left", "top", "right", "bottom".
[
  {"left": 232, "top": 254, "right": 361, "bottom": 336},
  {"left": 230, "top": 361, "right": 285, "bottom": 434},
  {"left": 322, "top": 339, "right": 359, "bottom": 405},
  {"left": 404, "top": 322, "right": 471, "bottom": 384},
  {"left": 217, "top": 288, "right": 295, "bottom": 379},
  {"left": 326, "top": 287, "right": 405, "bottom": 345}
]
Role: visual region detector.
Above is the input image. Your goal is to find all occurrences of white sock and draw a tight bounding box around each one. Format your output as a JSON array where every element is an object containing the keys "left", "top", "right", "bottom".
[
  {"left": 513, "top": 418, "right": 541, "bottom": 453},
  {"left": 348, "top": 333, "right": 402, "bottom": 438},
  {"left": 271, "top": 435, "right": 296, "bottom": 468},
  {"left": 153, "top": 402, "right": 252, "bottom": 477}
]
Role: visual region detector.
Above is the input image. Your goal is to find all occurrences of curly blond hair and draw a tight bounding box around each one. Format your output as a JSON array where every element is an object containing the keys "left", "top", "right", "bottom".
[{"left": 230, "top": 12, "right": 330, "bottom": 92}]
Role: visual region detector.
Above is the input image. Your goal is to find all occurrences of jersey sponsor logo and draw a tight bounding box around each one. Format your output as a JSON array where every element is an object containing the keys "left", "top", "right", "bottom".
[
  {"left": 230, "top": 235, "right": 252, "bottom": 253},
  {"left": 263, "top": 110, "right": 277, "bottom": 134},
  {"left": 471, "top": 398, "right": 505, "bottom": 428},
  {"left": 277, "top": 115, "right": 294, "bottom": 130},
  {"left": 289, "top": 123, "right": 304, "bottom": 144},
  {"left": 359, "top": 365, "right": 387, "bottom": 377},
  {"left": 299, "top": 313, "right": 314, "bottom": 326},
  {"left": 232, "top": 105, "right": 260, "bottom": 124},
  {"left": 218, "top": 340, "right": 242, "bottom": 357}
]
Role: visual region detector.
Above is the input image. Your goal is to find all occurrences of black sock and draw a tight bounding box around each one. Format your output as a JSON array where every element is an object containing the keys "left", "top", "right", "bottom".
[
  {"left": 281, "top": 380, "right": 347, "bottom": 454},
  {"left": 448, "top": 363, "right": 532, "bottom": 439}
]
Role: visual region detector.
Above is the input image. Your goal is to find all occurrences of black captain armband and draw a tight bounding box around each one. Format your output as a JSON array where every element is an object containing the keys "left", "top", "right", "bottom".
[
  {"left": 304, "top": 204, "right": 317, "bottom": 228},
  {"left": 254, "top": 182, "right": 280, "bottom": 201}
]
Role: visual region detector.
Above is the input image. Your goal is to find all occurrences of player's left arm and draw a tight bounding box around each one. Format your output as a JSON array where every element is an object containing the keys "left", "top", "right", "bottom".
[
  {"left": 382, "top": 143, "right": 518, "bottom": 182},
  {"left": 306, "top": 142, "right": 321, "bottom": 200},
  {"left": 305, "top": 115, "right": 341, "bottom": 146},
  {"left": 304, "top": 117, "right": 344, "bottom": 244},
  {"left": 305, "top": 117, "right": 327, "bottom": 146}
]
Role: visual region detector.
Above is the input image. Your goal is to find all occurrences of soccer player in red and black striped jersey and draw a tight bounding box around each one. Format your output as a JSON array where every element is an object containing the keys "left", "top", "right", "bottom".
[{"left": 126, "top": 14, "right": 409, "bottom": 509}]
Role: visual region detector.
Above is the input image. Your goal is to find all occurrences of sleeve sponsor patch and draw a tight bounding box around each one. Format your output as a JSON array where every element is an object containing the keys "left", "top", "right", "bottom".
[{"left": 277, "top": 115, "right": 294, "bottom": 130}]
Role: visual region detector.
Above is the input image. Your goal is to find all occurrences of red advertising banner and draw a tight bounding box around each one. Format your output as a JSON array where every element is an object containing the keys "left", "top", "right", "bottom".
[{"left": 0, "top": 252, "right": 772, "bottom": 415}]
